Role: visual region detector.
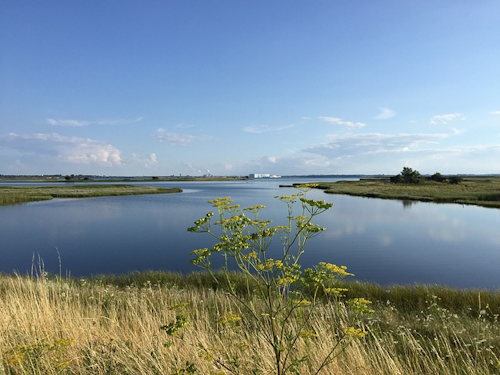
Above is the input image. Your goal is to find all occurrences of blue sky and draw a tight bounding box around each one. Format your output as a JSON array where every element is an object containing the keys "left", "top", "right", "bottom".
[{"left": 1, "top": 1, "right": 499, "bottom": 176}]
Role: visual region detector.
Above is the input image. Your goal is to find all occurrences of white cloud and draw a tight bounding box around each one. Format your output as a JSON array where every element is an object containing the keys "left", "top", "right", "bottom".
[
  {"left": 183, "top": 163, "right": 212, "bottom": 175},
  {"left": 129, "top": 152, "right": 157, "bottom": 168},
  {"left": 318, "top": 116, "right": 366, "bottom": 128},
  {"left": 203, "top": 133, "right": 500, "bottom": 175},
  {"left": 153, "top": 129, "right": 214, "bottom": 144},
  {"left": 491, "top": 111, "right": 500, "bottom": 115},
  {"left": 47, "top": 117, "right": 143, "bottom": 127},
  {"left": 2, "top": 132, "right": 122, "bottom": 166},
  {"left": 243, "top": 124, "right": 295, "bottom": 133},
  {"left": 451, "top": 128, "right": 466, "bottom": 135},
  {"left": 304, "top": 132, "right": 448, "bottom": 158},
  {"left": 47, "top": 118, "right": 90, "bottom": 127},
  {"left": 374, "top": 107, "right": 396, "bottom": 120},
  {"left": 429, "top": 113, "right": 465, "bottom": 125},
  {"left": 295, "top": 131, "right": 500, "bottom": 174}
]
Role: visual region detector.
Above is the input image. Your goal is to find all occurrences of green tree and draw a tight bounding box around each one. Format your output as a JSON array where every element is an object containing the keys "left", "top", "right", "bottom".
[
  {"left": 391, "top": 167, "right": 422, "bottom": 184},
  {"left": 430, "top": 172, "right": 445, "bottom": 183},
  {"left": 448, "top": 175, "right": 463, "bottom": 184}
]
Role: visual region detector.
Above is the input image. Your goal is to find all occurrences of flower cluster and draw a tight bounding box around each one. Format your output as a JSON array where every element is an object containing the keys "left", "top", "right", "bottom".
[{"left": 183, "top": 185, "right": 372, "bottom": 374}]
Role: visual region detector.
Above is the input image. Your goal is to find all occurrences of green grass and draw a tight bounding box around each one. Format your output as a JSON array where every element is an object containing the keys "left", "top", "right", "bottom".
[
  {"left": 86, "top": 271, "right": 500, "bottom": 318},
  {"left": 0, "top": 185, "right": 182, "bottom": 206},
  {"left": 313, "top": 177, "right": 500, "bottom": 208}
]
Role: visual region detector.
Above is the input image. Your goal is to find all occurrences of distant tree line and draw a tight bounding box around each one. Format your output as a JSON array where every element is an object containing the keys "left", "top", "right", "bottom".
[
  {"left": 390, "top": 167, "right": 463, "bottom": 184},
  {"left": 64, "top": 174, "right": 90, "bottom": 181}
]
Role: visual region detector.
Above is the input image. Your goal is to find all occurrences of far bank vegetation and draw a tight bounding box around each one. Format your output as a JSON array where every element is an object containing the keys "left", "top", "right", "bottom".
[
  {"left": 0, "top": 185, "right": 182, "bottom": 206},
  {"left": 314, "top": 167, "right": 500, "bottom": 208}
]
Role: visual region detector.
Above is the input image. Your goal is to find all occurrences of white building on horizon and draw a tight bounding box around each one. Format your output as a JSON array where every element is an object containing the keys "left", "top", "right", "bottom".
[{"left": 249, "top": 173, "right": 281, "bottom": 179}]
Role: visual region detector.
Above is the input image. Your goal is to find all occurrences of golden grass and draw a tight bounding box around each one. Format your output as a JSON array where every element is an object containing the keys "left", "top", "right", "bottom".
[{"left": 1, "top": 274, "right": 499, "bottom": 374}]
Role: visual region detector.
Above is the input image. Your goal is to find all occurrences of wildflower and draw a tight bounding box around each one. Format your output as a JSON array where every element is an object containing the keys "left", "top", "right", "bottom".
[
  {"left": 160, "top": 314, "right": 189, "bottom": 336},
  {"left": 347, "top": 298, "right": 374, "bottom": 314},
  {"left": 299, "top": 330, "right": 318, "bottom": 338},
  {"left": 218, "top": 312, "right": 242, "bottom": 326},
  {"left": 244, "top": 205, "right": 266, "bottom": 212},
  {"left": 324, "top": 287, "right": 348, "bottom": 297},
  {"left": 343, "top": 326, "right": 368, "bottom": 338}
]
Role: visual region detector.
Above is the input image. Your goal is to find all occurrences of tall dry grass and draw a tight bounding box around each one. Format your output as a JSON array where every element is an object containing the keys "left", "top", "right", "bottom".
[{"left": 1, "top": 274, "right": 499, "bottom": 374}]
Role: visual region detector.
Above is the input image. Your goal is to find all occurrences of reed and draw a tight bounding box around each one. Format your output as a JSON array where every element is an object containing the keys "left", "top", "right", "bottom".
[{"left": 2, "top": 272, "right": 499, "bottom": 374}]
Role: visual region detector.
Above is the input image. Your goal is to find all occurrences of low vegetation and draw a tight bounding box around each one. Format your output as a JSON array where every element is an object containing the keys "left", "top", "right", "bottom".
[
  {"left": 1, "top": 272, "right": 499, "bottom": 375},
  {"left": 314, "top": 174, "right": 500, "bottom": 208},
  {"left": 0, "top": 185, "right": 182, "bottom": 206},
  {"left": 185, "top": 187, "right": 373, "bottom": 374}
]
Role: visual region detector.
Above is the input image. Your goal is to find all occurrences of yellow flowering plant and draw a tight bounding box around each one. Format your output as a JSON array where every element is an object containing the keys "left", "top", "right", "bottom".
[{"left": 183, "top": 184, "right": 372, "bottom": 374}]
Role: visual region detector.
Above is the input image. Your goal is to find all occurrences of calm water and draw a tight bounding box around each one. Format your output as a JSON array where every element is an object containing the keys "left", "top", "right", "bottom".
[{"left": 1, "top": 179, "right": 499, "bottom": 289}]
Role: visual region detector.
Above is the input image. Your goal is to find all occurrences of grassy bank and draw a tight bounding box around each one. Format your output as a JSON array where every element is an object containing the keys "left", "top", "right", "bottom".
[
  {"left": 1, "top": 271, "right": 499, "bottom": 374},
  {"left": 313, "top": 177, "right": 500, "bottom": 208},
  {"left": 0, "top": 185, "right": 182, "bottom": 206}
]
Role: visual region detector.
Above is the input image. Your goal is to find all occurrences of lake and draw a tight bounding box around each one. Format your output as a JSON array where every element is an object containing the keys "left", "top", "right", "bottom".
[{"left": 1, "top": 178, "right": 499, "bottom": 290}]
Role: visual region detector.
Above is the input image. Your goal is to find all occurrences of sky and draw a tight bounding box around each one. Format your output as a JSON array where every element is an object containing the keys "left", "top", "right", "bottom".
[{"left": 1, "top": 1, "right": 500, "bottom": 177}]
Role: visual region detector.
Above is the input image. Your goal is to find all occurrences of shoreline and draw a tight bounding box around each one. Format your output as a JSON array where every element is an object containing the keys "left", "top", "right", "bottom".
[
  {"left": 0, "top": 185, "right": 182, "bottom": 206},
  {"left": 2, "top": 269, "right": 499, "bottom": 304},
  {"left": 309, "top": 177, "right": 500, "bottom": 209}
]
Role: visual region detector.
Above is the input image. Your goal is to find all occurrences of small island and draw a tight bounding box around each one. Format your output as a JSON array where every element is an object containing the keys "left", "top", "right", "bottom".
[
  {"left": 0, "top": 185, "right": 182, "bottom": 206},
  {"left": 311, "top": 168, "right": 500, "bottom": 209}
]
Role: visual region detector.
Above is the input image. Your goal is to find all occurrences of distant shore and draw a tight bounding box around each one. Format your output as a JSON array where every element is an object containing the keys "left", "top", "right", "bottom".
[
  {"left": 309, "top": 176, "right": 500, "bottom": 209},
  {"left": 0, "top": 185, "right": 182, "bottom": 206},
  {"left": 3, "top": 175, "right": 500, "bottom": 208},
  {"left": 0, "top": 175, "right": 248, "bottom": 183}
]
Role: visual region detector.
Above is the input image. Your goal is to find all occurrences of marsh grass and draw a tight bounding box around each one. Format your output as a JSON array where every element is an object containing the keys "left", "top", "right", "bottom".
[
  {"left": 0, "top": 185, "right": 182, "bottom": 206},
  {"left": 2, "top": 271, "right": 499, "bottom": 374},
  {"left": 314, "top": 177, "right": 500, "bottom": 208}
]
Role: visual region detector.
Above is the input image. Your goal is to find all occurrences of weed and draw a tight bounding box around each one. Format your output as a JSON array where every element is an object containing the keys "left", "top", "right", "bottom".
[{"left": 178, "top": 185, "right": 372, "bottom": 374}]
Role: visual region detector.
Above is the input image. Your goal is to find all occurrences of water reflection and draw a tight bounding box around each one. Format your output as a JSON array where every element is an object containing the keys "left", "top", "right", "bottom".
[
  {"left": 1, "top": 179, "right": 499, "bottom": 289},
  {"left": 401, "top": 199, "right": 417, "bottom": 208}
]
